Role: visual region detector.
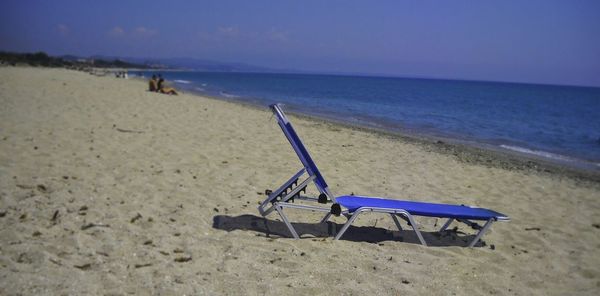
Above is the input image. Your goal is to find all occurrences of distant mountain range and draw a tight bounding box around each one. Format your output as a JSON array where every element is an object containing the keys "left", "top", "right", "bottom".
[{"left": 61, "top": 55, "right": 286, "bottom": 73}]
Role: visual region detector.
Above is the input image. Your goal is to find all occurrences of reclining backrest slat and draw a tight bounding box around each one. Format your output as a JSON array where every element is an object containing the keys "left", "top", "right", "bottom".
[{"left": 270, "top": 104, "right": 330, "bottom": 194}]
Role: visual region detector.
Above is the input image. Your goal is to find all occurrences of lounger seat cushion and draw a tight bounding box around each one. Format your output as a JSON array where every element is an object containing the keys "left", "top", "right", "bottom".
[{"left": 336, "top": 196, "right": 509, "bottom": 221}]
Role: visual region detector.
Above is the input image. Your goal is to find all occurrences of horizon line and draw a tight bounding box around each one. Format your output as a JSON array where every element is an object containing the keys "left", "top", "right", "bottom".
[{"left": 4, "top": 49, "right": 599, "bottom": 89}]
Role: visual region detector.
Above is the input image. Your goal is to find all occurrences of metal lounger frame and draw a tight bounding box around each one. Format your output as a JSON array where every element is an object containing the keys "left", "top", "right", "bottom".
[
  {"left": 257, "top": 167, "right": 498, "bottom": 247},
  {"left": 258, "top": 103, "right": 507, "bottom": 247}
]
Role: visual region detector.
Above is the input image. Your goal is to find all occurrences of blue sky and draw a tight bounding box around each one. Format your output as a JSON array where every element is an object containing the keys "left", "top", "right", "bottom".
[{"left": 1, "top": 0, "right": 599, "bottom": 87}]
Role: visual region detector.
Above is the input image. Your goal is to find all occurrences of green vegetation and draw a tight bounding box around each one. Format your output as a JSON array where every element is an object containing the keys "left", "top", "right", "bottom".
[{"left": 0, "top": 51, "right": 150, "bottom": 69}]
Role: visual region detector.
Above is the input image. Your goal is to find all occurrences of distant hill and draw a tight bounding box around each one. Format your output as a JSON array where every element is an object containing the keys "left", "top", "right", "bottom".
[
  {"left": 1, "top": 51, "right": 292, "bottom": 73},
  {"left": 0, "top": 51, "right": 64, "bottom": 67},
  {"left": 88, "top": 55, "right": 284, "bottom": 72},
  {"left": 0, "top": 51, "right": 150, "bottom": 69}
]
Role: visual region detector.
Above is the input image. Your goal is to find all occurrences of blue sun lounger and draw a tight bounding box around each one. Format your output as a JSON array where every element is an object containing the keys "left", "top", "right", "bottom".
[{"left": 258, "top": 104, "right": 509, "bottom": 247}]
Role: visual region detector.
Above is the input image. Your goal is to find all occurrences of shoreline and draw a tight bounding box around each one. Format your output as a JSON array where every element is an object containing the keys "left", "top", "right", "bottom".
[
  {"left": 167, "top": 77, "right": 600, "bottom": 184},
  {"left": 138, "top": 70, "right": 600, "bottom": 170},
  {"left": 287, "top": 110, "right": 600, "bottom": 184}
]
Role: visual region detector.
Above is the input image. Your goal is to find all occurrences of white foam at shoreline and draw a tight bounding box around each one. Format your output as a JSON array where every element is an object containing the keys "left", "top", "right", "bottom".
[
  {"left": 219, "top": 91, "right": 240, "bottom": 98},
  {"left": 500, "top": 144, "right": 576, "bottom": 162},
  {"left": 174, "top": 79, "right": 191, "bottom": 84}
]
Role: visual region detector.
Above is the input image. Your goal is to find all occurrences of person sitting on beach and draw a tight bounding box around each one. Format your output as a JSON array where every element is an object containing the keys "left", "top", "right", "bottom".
[
  {"left": 157, "top": 76, "right": 164, "bottom": 90},
  {"left": 149, "top": 75, "right": 158, "bottom": 91},
  {"left": 157, "top": 77, "right": 179, "bottom": 95}
]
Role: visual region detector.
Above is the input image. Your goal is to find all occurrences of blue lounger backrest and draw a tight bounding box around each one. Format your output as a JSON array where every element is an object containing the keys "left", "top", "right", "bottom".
[{"left": 270, "top": 104, "right": 330, "bottom": 195}]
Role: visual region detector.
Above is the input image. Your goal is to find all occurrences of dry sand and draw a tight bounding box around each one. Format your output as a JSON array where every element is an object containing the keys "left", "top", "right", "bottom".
[{"left": 1, "top": 66, "right": 599, "bottom": 295}]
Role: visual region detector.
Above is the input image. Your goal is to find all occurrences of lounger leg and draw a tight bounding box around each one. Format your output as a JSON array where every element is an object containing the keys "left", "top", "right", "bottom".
[
  {"left": 403, "top": 214, "right": 427, "bottom": 246},
  {"left": 439, "top": 218, "right": 454, "bottom": 232},
  {"left": 467, "top": 219, "right": 494, "bottom": 247},
  {"left": 334, "top": 211, "right": 362, "bottom": 240},
  {"left": 390, "top": 214, "right": 403, "bottom": 231},
  {"left": 274, "top": 204, "right": 300, "bottom": 239},
  {"left": 319, "top": 213, "right": 332, "bottom": 224}
]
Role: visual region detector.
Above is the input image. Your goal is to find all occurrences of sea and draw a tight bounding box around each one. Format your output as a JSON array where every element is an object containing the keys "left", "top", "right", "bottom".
[{"left": 138, "top": 71, "right": 600, "bottom": 171}]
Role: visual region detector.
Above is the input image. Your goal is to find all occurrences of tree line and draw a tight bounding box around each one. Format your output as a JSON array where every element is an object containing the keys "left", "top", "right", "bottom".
[{"left": 0, "top": 51, "right": 150, "bottom": 69}]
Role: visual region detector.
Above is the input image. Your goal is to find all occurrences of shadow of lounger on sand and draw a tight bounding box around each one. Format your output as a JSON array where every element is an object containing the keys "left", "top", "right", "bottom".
[{"left": 212, "top": 214, "right": 487, "bottom": 247}]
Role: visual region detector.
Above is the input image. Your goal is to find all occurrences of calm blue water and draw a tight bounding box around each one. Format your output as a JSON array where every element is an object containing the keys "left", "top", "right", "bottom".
[{"left": 146, "top": 71, "right": 600, "bottom": 168}]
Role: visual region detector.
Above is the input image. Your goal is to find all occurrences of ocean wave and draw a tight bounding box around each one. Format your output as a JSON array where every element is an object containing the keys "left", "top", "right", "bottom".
[
  {"left": 174, "top": 79, "right": 191, "bottom": 84},
  {"left": 499, "top": 145, "right": 575, "bottom": 162},
  {"left": 194, "top": 87, "right": 205, "bottom": 91},
  {"left": 219, "top": 91, "right": 240, "bottom": 98}
]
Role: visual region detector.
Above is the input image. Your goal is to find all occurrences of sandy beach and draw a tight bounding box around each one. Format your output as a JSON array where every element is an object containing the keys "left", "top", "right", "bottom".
[{"left": 1, "top": 66, "right": 599, "bottom": 295}]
